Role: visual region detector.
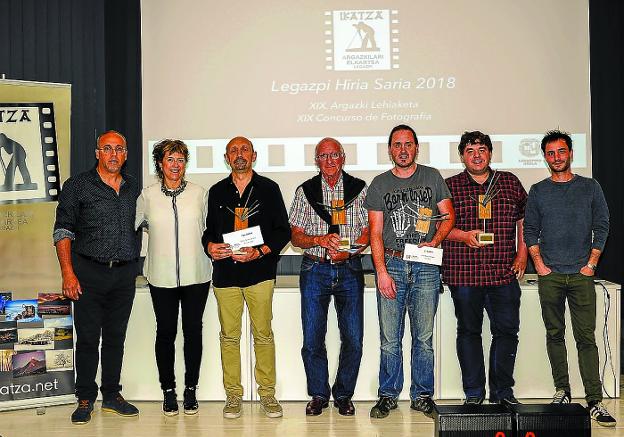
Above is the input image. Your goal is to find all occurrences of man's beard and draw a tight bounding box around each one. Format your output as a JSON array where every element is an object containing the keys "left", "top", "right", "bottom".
[
  {"left": 233, "top": 157, "right": 248, "bottom": 170},
  {"left": 549, "top": 159, "right": 570, "bottom": 173},
  {"left": 393, "top": 154, "right": 416, "bottom": 168}
]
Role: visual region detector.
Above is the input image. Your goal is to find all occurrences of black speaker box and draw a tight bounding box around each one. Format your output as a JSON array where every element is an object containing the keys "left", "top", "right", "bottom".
[
  {"left": 507, "top": 403, "right": 591, "bottom": 437},
  {"left": 433, "top": 404, "right": 513, "bottom": 437}
]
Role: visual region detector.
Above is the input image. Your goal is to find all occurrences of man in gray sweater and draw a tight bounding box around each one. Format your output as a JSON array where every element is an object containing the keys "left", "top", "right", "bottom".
[{"left": 524, "top": 129, "right": 614, "bottom": 427}]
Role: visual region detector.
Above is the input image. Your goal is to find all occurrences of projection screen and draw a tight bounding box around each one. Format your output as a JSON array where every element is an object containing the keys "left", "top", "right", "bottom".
[{"left": 141, "top": 0, "right": 590, "bottom": 215}]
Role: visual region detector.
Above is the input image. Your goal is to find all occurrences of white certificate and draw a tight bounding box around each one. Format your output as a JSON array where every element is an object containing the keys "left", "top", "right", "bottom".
[
  {"left": 403, "top": 243, "right": 443, "bottom": 266},
  {"left": 222, "top": 225, "right": 264, "bottom": 253}
]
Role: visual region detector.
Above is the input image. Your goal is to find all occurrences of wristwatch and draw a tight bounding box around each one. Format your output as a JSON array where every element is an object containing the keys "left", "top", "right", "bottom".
[
  {"left": 586, "top": 262, "right": 597, "bottom": 271},
  {"left": 257, "top": 246, "right": 266, "bottom": 258}
]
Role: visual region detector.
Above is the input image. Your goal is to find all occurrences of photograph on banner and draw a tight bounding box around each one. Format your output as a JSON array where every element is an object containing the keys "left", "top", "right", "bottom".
[
  {"left": 44, "top": 350, "right": 73, "bottom": 372},
  {"left": 0, "top": 103, "right": 61, "bottom": 205},
  {"left": 52, "top": 326, "right": 72, "bottom": 350},
  {"left": 43, "top": 315, "right": 72, "bottom": 329},
  {"left": 4, "top": 299, "right": 42, "bottom": 323},
  {"left": 12, "top": 351, "right": 46, "bottom": 378},
  {"left": 0, "top": 322, "right": 17, "bottom": 349},
  {"left": 37, "top": 293, "right": 70, "bottom": 316},
  {"left": 0, "top": 350, "right": 15, "bottom": 371},
  {"left": 15, "top": 328, "right": 55, "bottom": 351},
  {"left": 0, "top": 292, "right": 11, "bottom": 314}
]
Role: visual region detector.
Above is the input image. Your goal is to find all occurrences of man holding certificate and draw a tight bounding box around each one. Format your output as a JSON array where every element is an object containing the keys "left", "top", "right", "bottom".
[
  {"left": 365, "top": 124, "right": 454, "bottom": 419},
  {"left": 289, "top": 137, "right": 369, "bottom": 417},
  {"left": 441, "top": 131, "right": 528, "bottom": 406},
  {"left": 202, "top": 136, "right": 290, "bottom": 419}
]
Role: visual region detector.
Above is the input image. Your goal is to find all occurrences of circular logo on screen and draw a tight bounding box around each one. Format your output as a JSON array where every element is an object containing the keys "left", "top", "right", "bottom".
[{"left": 519, "top": 138, "right": 540, "bottom": 157}]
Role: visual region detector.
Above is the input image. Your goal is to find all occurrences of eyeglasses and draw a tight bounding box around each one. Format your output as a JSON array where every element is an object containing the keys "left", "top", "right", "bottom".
[
  {"left": 98, "top": 145, "right": 127, "bottom": 154},
  {"left": 316, "top": 152, "right": 344, "bottom": 161}
]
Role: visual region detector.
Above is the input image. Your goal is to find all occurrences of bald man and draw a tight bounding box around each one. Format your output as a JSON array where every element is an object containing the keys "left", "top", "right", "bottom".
[
  {"left": 202, "top": 137, "right": 290, "bottom": 419},
  {"left": 53, "top": 130, "right": 140, "bottom": 424}
]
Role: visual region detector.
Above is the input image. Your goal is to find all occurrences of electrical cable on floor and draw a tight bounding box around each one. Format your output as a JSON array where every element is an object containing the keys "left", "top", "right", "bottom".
[{"left": 595, "top": 280, "right": 616, "bottom": 399}]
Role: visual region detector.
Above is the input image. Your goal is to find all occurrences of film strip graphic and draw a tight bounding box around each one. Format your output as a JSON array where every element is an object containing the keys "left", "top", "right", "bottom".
[
  {"left": 147, "top": 134, "right": 587, "bottom": 176},
  {"left": 0, "top": 103, "right": 61, "bottom": 205},
  {"left": 39, "top": 105, "right": 61, "bottom": 200},
  {"left": 324, "top": 9, "right": 400, "bottom": 71}
]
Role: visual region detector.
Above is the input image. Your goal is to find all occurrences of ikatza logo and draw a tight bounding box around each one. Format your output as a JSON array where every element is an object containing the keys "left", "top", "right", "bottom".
[{"left": 324, "top": 9, "right": 399, "bottom": 71}]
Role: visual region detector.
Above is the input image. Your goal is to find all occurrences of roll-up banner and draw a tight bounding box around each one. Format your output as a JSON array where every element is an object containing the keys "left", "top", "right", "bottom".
[{"left": 0, "top": 79, "right": 74, "bottom": 410}]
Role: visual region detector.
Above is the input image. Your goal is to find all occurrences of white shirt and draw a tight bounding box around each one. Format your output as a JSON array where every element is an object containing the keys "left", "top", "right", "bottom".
[{"left": 136, "top": 181, "right": 212, "bottom": 288}]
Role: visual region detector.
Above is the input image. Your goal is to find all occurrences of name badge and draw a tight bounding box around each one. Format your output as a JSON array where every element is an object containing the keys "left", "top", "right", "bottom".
[{"left": 403, "top": 243, "right": 443, "bottom": 265}]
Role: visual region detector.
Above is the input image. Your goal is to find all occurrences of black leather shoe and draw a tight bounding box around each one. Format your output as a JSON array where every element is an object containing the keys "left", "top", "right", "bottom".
[
  {"left": 464, "top": 397, "right": 484, "bottom": 405},
  {"left": 370, "top": 396, "right": 397, "bottom": 419},
  {"left": 71, "top": 399, "right": 94, "bottom": 425},
  {"left": 306, "top": 396, "right": 329, "bottom": 416},
  {"left": 410, "top": 395, "right": 435, "bottom": 417},
  {"left": 334, "top": 397, "right": 355, "bottom": 416},
  {"left": 500, "top": 396, "right": 520, "bottom": 406}
]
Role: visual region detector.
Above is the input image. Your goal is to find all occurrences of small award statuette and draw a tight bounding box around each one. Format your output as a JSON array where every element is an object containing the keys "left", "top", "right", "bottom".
[
  {"left": 234, "top": 207, "right": 248, "bottom": 231},
  {"left": 331, "top": 199, "right": 346, "bottom": 225},
  {"left": 227, "top": 187, "right": 260, "bottom": 232},
  {"left": 473, "top": 170, "right": 500, "bottom": 245}
]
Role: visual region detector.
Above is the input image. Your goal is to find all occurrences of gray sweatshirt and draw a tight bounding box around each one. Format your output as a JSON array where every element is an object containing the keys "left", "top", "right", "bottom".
[{"left": 523, "top": 175, "right": 609, "bottom": 274}]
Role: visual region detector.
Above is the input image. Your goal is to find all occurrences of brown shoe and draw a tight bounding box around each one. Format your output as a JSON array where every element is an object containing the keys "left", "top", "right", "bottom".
[
  {"left": 334, "top": 397, "right": 355, "bottom": 416},
  {"left": 306, "top": 396, "right": 329, "bottom": 416}
]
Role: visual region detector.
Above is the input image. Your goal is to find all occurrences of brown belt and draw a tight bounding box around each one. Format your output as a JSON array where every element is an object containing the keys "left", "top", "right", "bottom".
[
  {"left": 304, "top": 253, "right": 354, "bottom": 265},
  {"left": 384, "top": 248, "right": 403, "bottom": 258}
]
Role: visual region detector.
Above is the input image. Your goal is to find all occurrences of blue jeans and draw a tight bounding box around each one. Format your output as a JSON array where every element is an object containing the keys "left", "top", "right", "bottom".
[
  {"left": 376, "top": 255, "right": 440, "bottom": 400},
  {"left": 300, "top": 256, "right": 364, "bottom": 400},
  {"left": 450, "top": 280, "right": 521, "bottom": 400}
]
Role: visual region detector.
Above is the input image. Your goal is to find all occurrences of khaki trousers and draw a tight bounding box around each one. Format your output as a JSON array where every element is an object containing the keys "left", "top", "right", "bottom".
[{"left": 214, "top": 279, "right": 276, "bottom": 397}]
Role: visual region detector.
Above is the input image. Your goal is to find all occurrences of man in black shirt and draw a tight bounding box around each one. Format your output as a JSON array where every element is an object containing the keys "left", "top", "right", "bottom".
[
  {"left": 202, "top": 136, "right": 290, "bottom": 419},
  {"left": 53, "top": 130, "right": 140, "bottom": 425}
]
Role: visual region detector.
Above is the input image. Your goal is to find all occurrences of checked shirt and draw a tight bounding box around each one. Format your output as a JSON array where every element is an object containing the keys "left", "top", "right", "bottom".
[
  {"left": 442, "top": 169, "right": 527, "bottom": 287},
  {"left": 289, "top": 174, "right": 368, "bottom": 259}
]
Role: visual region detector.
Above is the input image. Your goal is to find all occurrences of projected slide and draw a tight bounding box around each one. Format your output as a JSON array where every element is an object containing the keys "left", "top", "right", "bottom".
[{"left": 141, "top": 0, "right": 590, "bottom": 204}]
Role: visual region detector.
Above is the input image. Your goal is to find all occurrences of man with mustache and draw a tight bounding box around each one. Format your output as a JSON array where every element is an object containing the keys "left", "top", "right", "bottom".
[
  {"left": 53, "top": 130, "right": 140, "bottom": 424},
  {"left": 524, "top": 129, "right": 614, "bottom": 427},
  {"left": 365, "top": 124, "right": 455, "bottom": 418},
  {"left": 202, "top": 136, "right": 290, "bottom": 419},
  {"left": 442, "top": 131, "right": 527, "bottom": 406}
]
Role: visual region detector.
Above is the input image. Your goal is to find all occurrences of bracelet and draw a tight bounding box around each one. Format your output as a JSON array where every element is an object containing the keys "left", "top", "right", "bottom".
[
  {"left": 586, "top": 262, "right": 597, "bottom": 270},
  {"left": 257, "top": 246, "right": 265, "bottom": 259}
]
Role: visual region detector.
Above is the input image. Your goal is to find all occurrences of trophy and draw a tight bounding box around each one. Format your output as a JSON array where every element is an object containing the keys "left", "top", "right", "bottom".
[
  {"left": 472, "top": 170, "right": 500, "bottom": 245},
  {"left": 317, "top": 195, "right": 357, "bottom": 252},
  {"left": 387, "top": 200, "right": 449, "bottom": 246},
  {"left": 225, "top": 187, "right": 260, "bottom": 254}
]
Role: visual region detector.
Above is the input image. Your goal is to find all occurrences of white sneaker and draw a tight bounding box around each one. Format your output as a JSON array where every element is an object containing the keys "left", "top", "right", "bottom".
[
  {"left": 551, "top": 390, "right": 571, "bottom": 404},
  {"left": 588, "top": 401, "right": 616, "bottom": 427}
]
